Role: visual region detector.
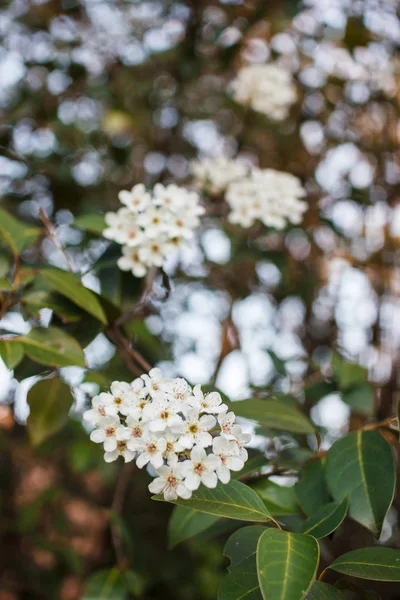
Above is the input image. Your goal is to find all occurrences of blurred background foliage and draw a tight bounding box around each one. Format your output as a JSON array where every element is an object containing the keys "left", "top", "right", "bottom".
[{"left": 0, "top": 0, "right": 400, "bottom": 598}]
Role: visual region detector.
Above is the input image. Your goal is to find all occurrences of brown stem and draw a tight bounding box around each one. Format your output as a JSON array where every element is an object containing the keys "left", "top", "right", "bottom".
[
  {"left": 362, "top": 415, "right": 398, "bottom": 431},
  {"left": 110, "top": 462, "right": 135, "bottom": 569}
]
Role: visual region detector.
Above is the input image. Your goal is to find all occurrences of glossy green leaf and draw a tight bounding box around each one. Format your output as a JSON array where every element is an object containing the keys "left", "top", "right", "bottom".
[
  {"left": 219, "top": 527, "right": 266, "bottom": 600},
  {"left": 326, "top": 431, "right": 395, "bottom": 537},
  {"left": 226, "top": 399, "right": 314, "bottom": 434},
  {"left": 19, "top": 327, "right": 86, "bottom": 368},
  {"left": 39, "top": 267, "right": 107, "bottom": 324},
  {"left": 296, "top": 460, "right": 332, "bottom": 516},
  {"left": 301, "top": 498, "right": 348, "bottom": 538},
  {"left": 0, "top": 340, "right": 24, "bottom": 369},
  {"left": 83, "top": 568, "right": 128, "bottom": 600},
  {"left": 307, "top": 582, "right": 355, "bottom": 599},
  {"left": 329, "top": 547, "right": 400, "bottom": 581},
  {"left": 168, "top": 508, "right": 219, "bottom": 548},
  {"left": 252, "top": 481, "right": 299, "bottom": 516},
  {"left": 0, "top": 207, "right": 41, "bottom": 255},
  {"left": 154, "top": 480, "right": 272, "bottom": 522},
  {"left": 341, "top": 383, "right": 374, "bottom": 416},
  {"left": 74, "top": 214, "right": 106, "bottom": 235},
  {"left": 224, "top": 526, "right": 266, "bottom": 569},
  {"left": 219, "top": 557, "right": 263, "bottom": 600},
  {"left": 257, "top": 529, "right": 319, "bottom": 600},
  {"left": 168, "top": 453, "right": 267, "bottom": 547},
  {"left": 27, "top": 377, "right": 74, "bottom": 446}
]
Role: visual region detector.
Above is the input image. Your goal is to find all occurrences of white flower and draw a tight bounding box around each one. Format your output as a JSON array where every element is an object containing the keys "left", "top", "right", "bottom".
[
  {"left": 190, "top": 385, "right": 227, "bottom": 414},
  {"left": 178, "top": 409, "right": 216, "bottom": 449},
  {"left": 90, "top": 416, "right": 121, "bottom": 452},
  {"left": 103, "top": 208, "right": 137, "bottom": 244},
  {"left": 138, "top": 239, "right": 168, "bottom": 268},
  {"left": 191, "top": 157, "right": 249, "bottom": 194},
  {"left": 231, "top": 425, "right": 251, "bottom": 462},
  {"left": 109, "top": 381, "right": 139, "bottom": 417},
  {"left": 142, "top": 398, "right": 184, "bottom": 433},
  {"left": 117, "top": 246, "right": 147, "bottom": 277},
  {"left": 163, "top": 428, "right": 184, "bottom": 461},
  {"left": 218, "top": 411, "right": 237, "bottom": 439},
  {"left": 231, "top": 63, "right": 297, "bottom": 121},
  {"left": 148, "top": 458, "right": 192, "bottom": 501},
  {"left": 136, "top": 436, "right": 167, "bottom": 469},
  {"left": 153, "top": 183, "right": 185, "bottom": 211},
  {"left": 182, "top": 445, "right": 221, "bottom": 490},
  {"left": 83, "top": 392, "right": 118, "bottom": 425},
  {"left": 141, "top": 368, "right": 165, "bottom": 399},
  {"left": 213, "top": 436, "right": 244, "bottom": 484},
  {"left": 118, "top": 416, "right": 149, "bottom": 452},
  {"left": 119, "top": 184, "right": 151, "bottom": 212},
  {"left": 104, "top": 440, "right": 135, "bottom": 463}
]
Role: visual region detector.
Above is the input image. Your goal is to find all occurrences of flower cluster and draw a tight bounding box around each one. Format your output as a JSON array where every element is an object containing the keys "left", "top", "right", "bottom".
[
  {"left": 190, "top": 156, "right": 248, "bottom": 195},
  {"left": 103, "top": 184, "right": 205, "bottom": 277},
  {"left": 84, "top": 369, "right": 250, "bottom": 501},
  {"left": 230, "top": 63, "right": 297, "bottom": 121},
  {"left": 226, "top": 167, "right": 307, "bottom": 229},
  {"left": 190, "top": 157, "right": 307, "bottom": 230}
]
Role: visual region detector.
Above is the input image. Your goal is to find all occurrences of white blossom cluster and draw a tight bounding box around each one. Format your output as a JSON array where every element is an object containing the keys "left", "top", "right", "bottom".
[
  {"left": 190, "top": 157, "right": 307, "bottom": 230},
  {"left": 84, "top": 369, "right": 250, "bottom": 501},
  {"left": 230, "top": 63, "right": 297, "bottom": 121},
  {"left": 103, "top": 184, "right": 205, "bottom": 277}
]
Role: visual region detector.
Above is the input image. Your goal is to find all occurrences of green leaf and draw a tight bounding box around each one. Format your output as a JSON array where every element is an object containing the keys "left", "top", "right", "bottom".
[
  {"left": 0, "top": 340, "right": 24, "bottom": 369},
  {"left": 331, "top": 354, "right": 367, "bottom": 391},
  {"left": 251, "top": 481, "right": 299, "bottom": 516},
  {"left": 296, "top": 460, "right": 332, "bottom": 516},
  {"left": 19, "top": 327, "right": 86, "bottom": 368},
  {"left": 83, "top": 568, "right": 128, "bottom": 600},
  {"left": 154, "top": 480, "right": 272, "bottom": 522},
  {"left": 329, "top": 547, "right": 400, "bottom": 582},
  {"left": 341, "top": 383, "right": 374, "bottom": 416},
  {"left": 27, "top": 377, "right": 74, "bottom": 446},
  {"left": 0, "top": 277, "right": 12, "bottom": 291},
  {"left": 301, "top": 498, "right": 348, "bottom": 538},
  {"left": 224, "top": 526, "right": 266, "bottom": 569},
  {"left": 23, "top": 290, "right": 83, "bottom": 322},
  {"left": 74, "top": 214, "right": 106, "bottom": 235},
  {"left": 307, "top": 582, "right": 355, "bottom": 599},
  {"left": 219, "top": 527, "right": 266, "bottom": 600},
  {"left": 0, "top": 207, "right": 41, "bottom": 255},
  {"left": 168, "top": 508, "right": 219, "bottom": 549},
  {"left": 226, "top": 399, "right": 314, "bottom": 434},
  {"left": 219, "top": 557, "right": 263, "bottom": 600},
  {"left": 168, "top": 453, "right": 267, "bottom": 548},
  {"left": 325, "top": 430, "right": 395, "bottom": 537},
  {"left": 39, "top": 267, "right": 107, "bottom": 324},
  {"left": 257, "top": 529, "right": 319, "bottom": 600}
]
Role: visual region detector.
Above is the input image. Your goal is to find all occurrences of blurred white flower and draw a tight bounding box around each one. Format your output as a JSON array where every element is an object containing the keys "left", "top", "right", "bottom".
[
  {"left": 231, "top": 63, "right": 297, "bottom": 120},
  {"left": 191, "top": 156, "right": 249, "bottom": 194}
]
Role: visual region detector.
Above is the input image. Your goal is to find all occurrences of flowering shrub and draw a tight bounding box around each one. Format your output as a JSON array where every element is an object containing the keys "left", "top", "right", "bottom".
[
  {"left": 85, "top": 369, "right": 249, "bottom": 500},
  {"left": 104, "top": 184, "right": 205, "bottom": 276},
  {"left": 1, "top": 1, "right": 400, "bottom": 599}
]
